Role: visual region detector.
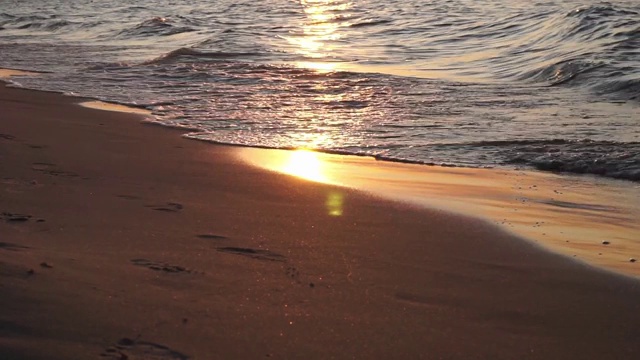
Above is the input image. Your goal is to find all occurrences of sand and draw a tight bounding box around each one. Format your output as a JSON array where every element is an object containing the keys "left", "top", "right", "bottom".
[
  {"left": 1, "top": 83, "right": 640, "bottom": 359},
  {"left": 238, "top": 147, "right": 640, "bottom": 276}
]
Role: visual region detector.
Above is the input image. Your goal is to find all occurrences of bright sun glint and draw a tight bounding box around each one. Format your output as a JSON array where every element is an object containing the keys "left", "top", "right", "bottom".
[
  {"left": 282, "top": 150, "right": 326, "bottom": 182},
  {"left": 296, "top": 61, "right": 339, "bottom": 73}
]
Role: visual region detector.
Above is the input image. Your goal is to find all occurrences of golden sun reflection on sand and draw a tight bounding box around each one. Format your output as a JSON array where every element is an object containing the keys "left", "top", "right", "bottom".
[
  {"left": 237, "top": 147, "right": 640, "bottom": 277},
  {"left": 281, "top": 149, "right": 327, "bottom": 182},
  {"left": 239, "top": 148, "right": 345, "bottom": 216}
]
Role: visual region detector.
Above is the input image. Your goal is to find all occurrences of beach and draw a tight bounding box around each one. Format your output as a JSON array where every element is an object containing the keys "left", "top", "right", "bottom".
[{"left": 2, "top": 83, "right": 640, "bottom": 359}]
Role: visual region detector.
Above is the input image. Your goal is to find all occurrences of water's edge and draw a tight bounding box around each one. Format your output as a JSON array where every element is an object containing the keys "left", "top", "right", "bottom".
[{"left": 5, "top": 76, "right": 637, "bottom": 279}]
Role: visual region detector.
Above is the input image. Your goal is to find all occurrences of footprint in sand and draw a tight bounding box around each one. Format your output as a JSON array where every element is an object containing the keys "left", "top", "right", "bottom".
[
  {"left": 116, "top": 194, "right": 143, "bottom": 201},
  {"left": 1, "top": 212, "right": 32, "bottom": 222},
  {"left": 0, "top": 242, "right": 30, "bottom": 251},
  {"left": 2, "top": 177, "right": 42, "bottom": 187},
  {"left": 217, "top": 247, "right": 312, "bottom": 285},
  {"left": 101, "top": 337, "right": 190, "bottom": 360},
  {"left": 285, "top": 266, "right": 300, "bottom": 281},
  {"left": 394, "top": 292, "right": 457, "bottom": 309},
  {"left": 31, "top": 162, "right": 55, "bottom": 171},
  {"left": 0, "top": 261, "right": 35, "bottom": 279},
  {"left": 31, "top": 162, "right": 79, "bottom": 178},
  {"left": 196, "top": 234, "right": 228, "bottom": 240},
  {"left": 1, "top": 178, "right": 45, "bottom": 194},
  {"left": 216, "top": 247, "right": 286, "bottom": 262},
  {"left": 130, "top": 258, "right": 196, "bottom": 274},
  {"left": 146, "top": 202, "right": 184, "bottom": 213}
]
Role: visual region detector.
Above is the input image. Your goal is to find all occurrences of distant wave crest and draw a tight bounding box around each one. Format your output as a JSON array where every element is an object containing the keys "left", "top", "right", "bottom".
[
  {"left": 143, "top": 47, "right": 264, "bottom": 64},
  {"left": 0, "top": 15, "right": 74, "bottom": 31},
  {"left": 117, "top": 17, "right": 196, "bottom": 38},
  {"left": 505, "top": 3, "right": 640, "bottom": 100}
]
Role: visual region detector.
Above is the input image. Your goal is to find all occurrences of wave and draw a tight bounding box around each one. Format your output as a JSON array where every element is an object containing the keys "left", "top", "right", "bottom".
[
  {"left": 143, "top": 47, "right": 264, "bottom": 65},
  {"left": 520, "top": 60, "right": 605, "bottom": 86},
  {"left": 116, "top": 17, "right": 196, "bottom": 38},
  {"left": 84, "top": 62, "right": 133, "bottom": 71},
  {"left": 501, "top": 3, "right": 640, "bottom": 100},
  {"left": 497, "top": 139, "right": 640, "bottom": 181},
  {"left": 2, "top": 0, "right": 639, "bottom": 184},
  {"left": 2, "top": 15, "right": 46, "bottom": 22},
  {"left": 19, "top": 20, "right": 72, "bottom": 31},
  {"left": 349, "top": 19, "right": 392, "bottom": 28},
  {"left": 593, "top": 78, "right": 640, "bottom": 100},
  {"left": 0, "top": 15, "right": 74, "bottom": 31},
  {"left": 567, "top": 3, "right": 639, "bottom": 18}
]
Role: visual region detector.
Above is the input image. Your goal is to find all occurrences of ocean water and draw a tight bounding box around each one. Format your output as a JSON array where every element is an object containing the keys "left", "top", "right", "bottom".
[{"left": 1, "top": 0, "right": 639, "bottom": 181}]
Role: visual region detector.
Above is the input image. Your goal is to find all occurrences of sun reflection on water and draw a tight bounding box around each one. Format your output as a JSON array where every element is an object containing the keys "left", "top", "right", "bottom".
[
  {"left": 286, "top": 0, "right": 352, "bottom": 71},
  {"left": 295, "top": 61, "right": 340, "bottom": 73},
  {"left": 238, "top": 0, "right": 371, "bottom": 218}
]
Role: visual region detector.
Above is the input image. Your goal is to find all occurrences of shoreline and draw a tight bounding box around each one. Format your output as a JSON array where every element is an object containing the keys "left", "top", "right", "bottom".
[
  {"left": 3, "top": 71, "right": 638, "bottom": 278},
  {"left": 3, "top": 67, "right": 640, "bottom": 184},
  {"left": 237, "top": 147, "right": 640, "bottom": 278},
  {"left": 2, "top": 83, "right": 640, "bottom": 359}
]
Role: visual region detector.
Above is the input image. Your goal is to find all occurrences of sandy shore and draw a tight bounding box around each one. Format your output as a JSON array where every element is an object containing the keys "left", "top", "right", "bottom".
[
  {"left": 238, "top": 147, "right": 640, "bottom": 277},
  {"left": 1, "top": 83, "right": 640, "bottom": 359}
]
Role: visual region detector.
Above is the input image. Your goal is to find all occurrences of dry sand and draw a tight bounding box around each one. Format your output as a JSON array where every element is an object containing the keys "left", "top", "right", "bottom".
[{"left": 1, "top": 83, "right": 640, "bottom": 359}]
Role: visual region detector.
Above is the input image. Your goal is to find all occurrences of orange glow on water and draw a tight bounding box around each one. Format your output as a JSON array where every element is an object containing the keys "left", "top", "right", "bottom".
[
  {"left": 295, "top": 61, "right": 339, "bottom": 72},
  {"left": 285, "top": 0, "right": 351, "bottom": 64}
]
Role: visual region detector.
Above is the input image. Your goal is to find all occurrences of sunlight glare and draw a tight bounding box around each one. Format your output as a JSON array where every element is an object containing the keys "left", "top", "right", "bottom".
[
  {"left": 295, "top": 61, "right": 339, "bottom": 72},
  {"left": 281, "top": 150, "right": 327, "bottom": 182},
  {"left": 326, "top": 192, "right": 344, "bottom": 216},
  {"left": 285, "top": 0, "right": 351, "bottom": 68}
]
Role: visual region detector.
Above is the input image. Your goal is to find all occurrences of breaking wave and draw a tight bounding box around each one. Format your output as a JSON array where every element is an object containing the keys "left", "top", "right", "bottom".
[{"left": 473, "top": 140, "right": 640, "bottom": 181}]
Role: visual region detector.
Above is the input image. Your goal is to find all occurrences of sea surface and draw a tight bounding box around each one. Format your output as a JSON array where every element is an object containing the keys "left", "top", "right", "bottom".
[{"left": 1, "top": 0, "right": 639, "bottom": 181}]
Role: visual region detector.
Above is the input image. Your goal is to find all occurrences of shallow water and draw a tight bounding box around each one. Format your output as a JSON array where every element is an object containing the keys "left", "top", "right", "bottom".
[{"left": 0, "top": 0, "right": 639, "bottom": 181}]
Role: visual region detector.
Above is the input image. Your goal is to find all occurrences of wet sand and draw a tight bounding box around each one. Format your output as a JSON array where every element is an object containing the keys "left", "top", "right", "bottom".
[
  {"left": 1, "top": 83, "right": 640, "bottom": 359},
  {"left": 239, "top": 148, "right": 640, "bottom": 276}
]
